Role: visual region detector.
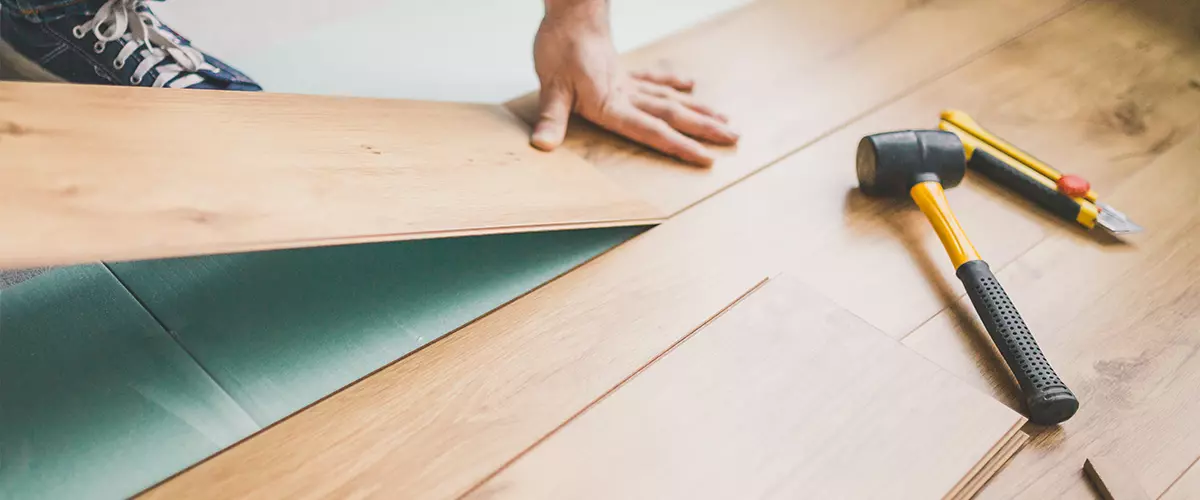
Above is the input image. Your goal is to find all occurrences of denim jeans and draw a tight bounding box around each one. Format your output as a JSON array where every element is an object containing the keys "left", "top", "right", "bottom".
[{"left": 0, "top": 0, "right": 106, "bottom": 22}]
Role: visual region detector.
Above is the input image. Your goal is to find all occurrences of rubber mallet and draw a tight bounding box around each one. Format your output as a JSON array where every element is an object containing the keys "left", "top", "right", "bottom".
[{"left": 855, "top": 130, "right": 1078, "bottom": 425}]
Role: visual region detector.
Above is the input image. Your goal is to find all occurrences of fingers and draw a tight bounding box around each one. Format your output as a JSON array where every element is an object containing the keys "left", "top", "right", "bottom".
[
  {"left": 531, "top": 82, "right": 573, "bottom": 151},
  {"left": 629, "top": 93, "right": 739, "bottom": 145},
  {"left": 597, "top": 101, "right": 715, "bottom": 166},
  {"left": 630, "top": 70, "right": 694, "bottom": 92},
  {"left": 634, "top": 81, "right": 728, "bottom": 122}
]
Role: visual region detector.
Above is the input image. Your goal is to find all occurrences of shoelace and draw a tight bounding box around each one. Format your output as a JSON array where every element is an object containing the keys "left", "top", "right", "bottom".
[{"left": 70, "top": 0, "right": 218, "bottom": 88}]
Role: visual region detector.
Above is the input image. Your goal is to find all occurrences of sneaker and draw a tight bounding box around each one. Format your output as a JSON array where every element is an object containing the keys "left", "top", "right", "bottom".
[{"left": 0, "top": 0, "right": 261, "bottom": 90}]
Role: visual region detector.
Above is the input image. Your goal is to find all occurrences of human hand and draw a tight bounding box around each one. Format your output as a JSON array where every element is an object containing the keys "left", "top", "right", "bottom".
[{"left": 531, "top": 0, "right": 738, "bottom": 166}]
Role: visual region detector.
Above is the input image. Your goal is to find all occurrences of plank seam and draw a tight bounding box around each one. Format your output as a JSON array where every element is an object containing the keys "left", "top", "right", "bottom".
[
  {"left": 1158, "top": 454, "right": 1200, "bottom": 499},
  {"left": 456, "top": 276, "right": 772, "bottom": 499}
]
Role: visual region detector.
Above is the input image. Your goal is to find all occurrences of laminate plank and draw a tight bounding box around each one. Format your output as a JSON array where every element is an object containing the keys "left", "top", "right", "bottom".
[
  {"left": 1160, "top": 458, "right": 1200, "bottom": 500},
  {"left": 506, "top": 0, "right": 1081, "bottom": 215},
  {"left": 1084, "top": 457, "right": 1151, "bottom": 500},
  {"left": 903, "top": 131, "right": 1200, "bottom": 498},
  {"left": 140, "top": 204, "right": 772, "bottom": 499},
  {"left": 0, "top": 82, "right": 662, "bottom": 269},
  {"left": 466, "top": 277, "right": 1026, "bottom": 500}
]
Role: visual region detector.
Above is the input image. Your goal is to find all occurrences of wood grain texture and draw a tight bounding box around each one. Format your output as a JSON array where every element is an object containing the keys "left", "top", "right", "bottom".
[
  {"left": 506, "top": 0, "right": 1081, "bottom": 215},
  {"left": 1161, "top": 458, "right": 1200, "bottom": 500},
  {"left": 0, "top": 82, "right": 662, "bottom": 269},
  {"left": 467, "top": 277, "right": 1027, "bottom": 500},
  {"left": 1084, "top": 457, "right": 1151, "bottom": 500},
  {"left": 140, "top": 198, "right": 772, "bottom": 499}
]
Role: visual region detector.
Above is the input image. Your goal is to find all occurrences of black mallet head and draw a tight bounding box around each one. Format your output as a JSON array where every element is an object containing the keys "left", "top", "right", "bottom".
[{"left": 856, "top": 130, "right": 966, "bottom": 197}]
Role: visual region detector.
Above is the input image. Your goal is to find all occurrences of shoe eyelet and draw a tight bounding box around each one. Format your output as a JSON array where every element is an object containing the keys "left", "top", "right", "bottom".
[
  {"left": 113, "top": 59, "right": 125, "bottom": 70},
  {"left": 72, "top": 25, "right": 87, "bottom": 39},
  {"left": 130, "top": 75, "right": 143, "bottom": 85},
  {"left": 93, "top": 41, "right": 106, "bottom": 54}
]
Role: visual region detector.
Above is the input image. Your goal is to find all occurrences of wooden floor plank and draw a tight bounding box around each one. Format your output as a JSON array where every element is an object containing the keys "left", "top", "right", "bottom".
[
  {"left": 1084, "top": 456, "right": 1152, "bottom": 500},
  {"left": 1161, "top": 457, "right": 1200, "bottom": 500},
  {"left": 0, "top": 82, "right": 661, "bottom": 269},
  {"left": 466, "top": 277, "right": 1025, "bottom": 500},
  {"left": 507, "top": 0, "right": 1081, "bottom": 215}
]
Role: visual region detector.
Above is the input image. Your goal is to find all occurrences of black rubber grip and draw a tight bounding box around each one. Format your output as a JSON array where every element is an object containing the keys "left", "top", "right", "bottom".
[
  {"left": 956, "top": 260, "right": 1078, "bottom": 425},
  {"left": 968, "top": 149, "right": 1081, "bottom": 224}
]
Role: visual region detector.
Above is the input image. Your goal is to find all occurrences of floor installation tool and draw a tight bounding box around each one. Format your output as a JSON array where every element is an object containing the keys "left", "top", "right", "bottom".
[
  {"left": 856, "top": 130, "right": 1078, "bottom": 425},
  {"left": 938, "top": 109, "right": 1143, "bottom": 235}
]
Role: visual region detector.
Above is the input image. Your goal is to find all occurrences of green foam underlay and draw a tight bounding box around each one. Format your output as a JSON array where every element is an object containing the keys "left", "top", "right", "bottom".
[
  {"left": 0, "top": 265, "right": 260, "bottom": 499},
  {"left": 108, "top": 226, "right": 645, "bottom": 424}
]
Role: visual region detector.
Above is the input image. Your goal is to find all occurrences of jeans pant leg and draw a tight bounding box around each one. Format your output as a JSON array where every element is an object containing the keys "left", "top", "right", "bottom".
[{"left": 1, "top": 0, "right": 102, "bottom": 22}]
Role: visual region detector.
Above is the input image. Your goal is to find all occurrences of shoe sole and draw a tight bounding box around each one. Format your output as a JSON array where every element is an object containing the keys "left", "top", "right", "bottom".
[{"left": 0, "top": 37, "right": 68, "bottom": 82}]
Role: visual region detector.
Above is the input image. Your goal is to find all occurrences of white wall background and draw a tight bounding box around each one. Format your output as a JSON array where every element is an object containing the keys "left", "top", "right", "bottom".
[{"left": 154, "top": 0, "right": 751, "bottom": 103}]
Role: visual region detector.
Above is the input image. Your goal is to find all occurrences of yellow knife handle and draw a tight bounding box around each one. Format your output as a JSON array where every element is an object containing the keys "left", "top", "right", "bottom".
[
  {"left": 939, "top": 120, "right": 1100, "bottom": 229},
  {"left": 940, "top": 109, "right": 1099, "bottom": 203}
]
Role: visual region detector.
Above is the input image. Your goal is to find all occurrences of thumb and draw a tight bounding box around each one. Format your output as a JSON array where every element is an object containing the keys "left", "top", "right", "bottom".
[{"left": 531, "top": 82, "right": 572, "bottom": 151}]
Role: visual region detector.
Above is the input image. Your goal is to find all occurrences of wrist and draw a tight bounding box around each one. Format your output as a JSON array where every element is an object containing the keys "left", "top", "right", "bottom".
[{"left": 543, "top": 0, "right": 609, "bottom": 30}]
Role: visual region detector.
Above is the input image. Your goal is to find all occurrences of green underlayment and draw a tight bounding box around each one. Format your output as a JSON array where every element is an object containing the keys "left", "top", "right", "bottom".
[
  {"left": 0, "top": 265, "right": 260, "bottom": 499},
  {"left": 0, "top": 226, "right": 646, "bottom": 498}
]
